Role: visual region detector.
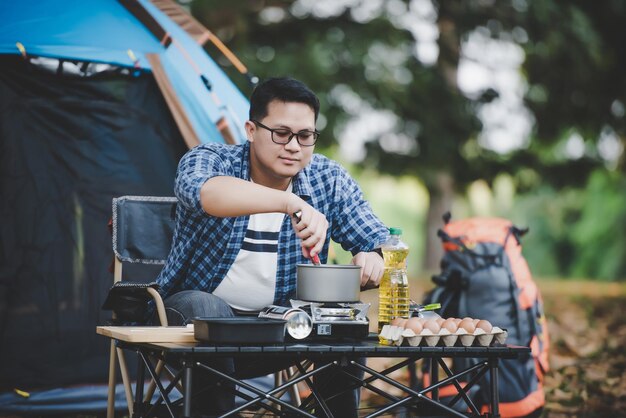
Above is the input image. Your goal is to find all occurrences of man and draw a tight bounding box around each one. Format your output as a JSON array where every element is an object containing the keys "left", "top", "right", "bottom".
[{"left": 156, "top": 77, "right": 388, "bottom": 416}]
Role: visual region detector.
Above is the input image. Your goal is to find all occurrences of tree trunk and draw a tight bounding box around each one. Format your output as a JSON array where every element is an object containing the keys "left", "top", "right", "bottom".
[
  {"left": 423, "top": 3, "right": 460, "bottom": 272},
  {"left": 424, "top": 172, "right": 455, "bottom": 273}
]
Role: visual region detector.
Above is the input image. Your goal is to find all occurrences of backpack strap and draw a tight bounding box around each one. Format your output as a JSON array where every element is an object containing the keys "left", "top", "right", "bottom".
[
  {"left": 503, "top": 226, "right": 533, "bottom": 343},
  {"left": 437, "top": 228, "right": 470, "bottom": 252},
  {"left": 438, "top": 228, "right": 504, "bottom": 265},
  {"left": 510, "top": 225, "right": 529, "bottom": 246}
]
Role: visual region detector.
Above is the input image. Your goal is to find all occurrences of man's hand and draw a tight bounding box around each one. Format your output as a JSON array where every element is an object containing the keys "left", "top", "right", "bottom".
[
  {"left": 287, "top": 195, "right": 328, "bottom": 260},
  {"left": 351, "top": 251, "right": 384, "bottom": 289}
]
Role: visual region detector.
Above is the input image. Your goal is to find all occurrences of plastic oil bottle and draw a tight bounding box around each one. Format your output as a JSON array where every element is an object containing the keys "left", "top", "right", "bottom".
[{"left": 378, "top": 228, "right": 410, "bottom": 342}]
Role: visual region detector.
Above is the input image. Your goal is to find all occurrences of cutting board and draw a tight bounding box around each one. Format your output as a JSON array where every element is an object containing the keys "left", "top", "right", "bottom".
[{"left": 97, "top": 325, "right": 197, "bottom": 343}]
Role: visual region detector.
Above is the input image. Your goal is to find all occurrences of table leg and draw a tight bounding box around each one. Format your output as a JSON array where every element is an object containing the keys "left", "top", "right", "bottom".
[
  {"left": 194, "top": 361, "right": 323, "bottom": 417},
  {"left": 183, "top": 358, "right": 193, "bottom": 418},
  {"left": 431, "top": 357, "right": 439, "bottom": 401},
  {"left": 408, "top": 361, "right": 418, "bottom": 390},
  {"left": 489, "top": 357, "right": 500, "bottom": 418},
  {"left": 351, "top": 359, "right": 476, "bottom": 418}
]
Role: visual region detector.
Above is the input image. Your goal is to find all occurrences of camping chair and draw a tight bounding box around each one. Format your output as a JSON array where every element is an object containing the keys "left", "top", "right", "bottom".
[
  {"left": 103, "top": 195, "right": 177, "bottom": 418},
  {"left": 103, "top": 195, "right": 303, "bottom": 417}
]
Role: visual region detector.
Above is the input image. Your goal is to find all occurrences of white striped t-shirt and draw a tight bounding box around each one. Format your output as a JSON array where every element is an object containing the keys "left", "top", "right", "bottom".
[{"left": 213, "top": 184, "right": 291, "bottom": 311}]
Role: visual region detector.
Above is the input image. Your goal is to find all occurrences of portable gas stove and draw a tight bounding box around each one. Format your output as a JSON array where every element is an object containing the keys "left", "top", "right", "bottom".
[{"left": 290, "top": 300, "right": 370, "bottom": 340}]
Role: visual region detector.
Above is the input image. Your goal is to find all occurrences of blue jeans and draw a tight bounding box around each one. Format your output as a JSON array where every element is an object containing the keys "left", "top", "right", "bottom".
[{"left": 164, "top": 290, "right": 362, "bottom": 417}]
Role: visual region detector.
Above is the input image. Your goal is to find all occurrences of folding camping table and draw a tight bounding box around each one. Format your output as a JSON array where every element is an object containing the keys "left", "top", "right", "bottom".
[{"left": 97, "top": 326, "right": 529, "bottom": 418}]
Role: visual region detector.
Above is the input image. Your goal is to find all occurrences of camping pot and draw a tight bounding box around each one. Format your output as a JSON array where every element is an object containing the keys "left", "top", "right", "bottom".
[{"left": 296, "top": 264, "right": 361, "bottom": 302}]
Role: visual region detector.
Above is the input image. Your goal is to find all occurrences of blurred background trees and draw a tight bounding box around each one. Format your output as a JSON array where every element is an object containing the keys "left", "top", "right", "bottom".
[{"left": 184, "top": 0, "right": 626, "bottom": 280}]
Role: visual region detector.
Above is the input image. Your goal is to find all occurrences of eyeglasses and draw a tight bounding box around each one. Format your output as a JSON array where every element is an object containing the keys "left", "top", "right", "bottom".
[{"left": 252, "top": 120, "right": 319, "bottom": 147}]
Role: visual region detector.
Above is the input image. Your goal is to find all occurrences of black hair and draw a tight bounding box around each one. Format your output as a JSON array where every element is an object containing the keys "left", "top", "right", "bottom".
[{"left": 249, "top": 77, "right": 320, "bottom": 122}]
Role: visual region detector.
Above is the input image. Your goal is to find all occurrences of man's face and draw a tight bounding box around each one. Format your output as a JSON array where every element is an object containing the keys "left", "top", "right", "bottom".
[{"left": 246, "top": 100, "right": 316, "bottom": 189}]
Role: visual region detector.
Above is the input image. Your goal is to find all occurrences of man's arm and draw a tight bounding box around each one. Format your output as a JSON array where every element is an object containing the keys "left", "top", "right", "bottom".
[
  {"left": 200, "top": 176, "right": 328, "bottom": 258},
  {"left": 200, "top": 176, "right": 292, "bottom": 216}
]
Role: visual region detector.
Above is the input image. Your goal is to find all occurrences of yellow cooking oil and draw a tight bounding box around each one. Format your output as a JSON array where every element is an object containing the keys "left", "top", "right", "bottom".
[
  {"left": 377, "top": 269, "right": 392, "bottom": 342},
  {"left": 378, "top": 228, "right": 410, "bottom": 344}
]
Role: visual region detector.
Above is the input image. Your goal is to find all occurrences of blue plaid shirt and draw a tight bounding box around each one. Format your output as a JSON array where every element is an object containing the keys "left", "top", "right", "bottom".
[{"left": 156, "top": 142, "right": 389, "bottom": 305}]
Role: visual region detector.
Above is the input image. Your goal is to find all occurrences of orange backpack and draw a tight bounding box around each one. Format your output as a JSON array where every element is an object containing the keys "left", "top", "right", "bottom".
[{"left": 424, "top": 216, "right": 549, "bottom": 417}]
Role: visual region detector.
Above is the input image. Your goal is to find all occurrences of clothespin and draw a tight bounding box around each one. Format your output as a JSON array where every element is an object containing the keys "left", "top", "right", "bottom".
[
  {"left": 16, "top": 42, "right": 27, "bottom": 59},
  {"left": 14, "top": 388, "right": 30, "bottom": 398},
  {"left": 200, "top": 74, "right": 213, "bottom": 91},
  {"left": 127, "top": 49, "right": 140, "bottom": 69}
]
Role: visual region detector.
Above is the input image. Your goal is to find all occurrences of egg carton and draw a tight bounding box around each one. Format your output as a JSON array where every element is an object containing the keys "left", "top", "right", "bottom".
[{"left": 379, "top": 325, "right": 507, "bottom": 347}]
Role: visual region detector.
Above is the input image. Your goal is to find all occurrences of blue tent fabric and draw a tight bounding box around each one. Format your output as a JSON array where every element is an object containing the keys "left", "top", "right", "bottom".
[
  {"left": 0, "top": 0, "right": 250, "bottom": 145},
  {"left": 0, "top": 385, "right": 134, "bottom": 414},
  {"left": 0, "top": 0, "right": 162, "bottom": 68},
  {"left": 0, "top": 377, "right": 280, "bottom": 415},
  {"left": 159, "top": 51, "right": 226, "bottom": 144},
  {"left": 138, "top": 0, "right": 249, "bottom": 140}
]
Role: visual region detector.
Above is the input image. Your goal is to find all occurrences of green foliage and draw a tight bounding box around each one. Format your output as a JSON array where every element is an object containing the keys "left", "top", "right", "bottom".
[
  {"left": 511, "top": 186, "right": 582, "bottom": 277},
  {"left": 523, "top": 0, "right": 626, "bottom": 150},
  {"left": 507, "top": 171, "right": 626, "bottom": 280},
  {"left": 569, "top": 171, "right": 626, "bottom": 280},
  {"left": 193, "top": 0, "right": 488, "bottom": 188}
]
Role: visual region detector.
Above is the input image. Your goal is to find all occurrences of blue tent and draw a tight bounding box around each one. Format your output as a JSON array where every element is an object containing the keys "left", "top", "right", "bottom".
[
  {"left": 0, "top": 0, "right": 253, "bottom": 413},
  {"left": 0, "top": 0, "right": 250, "bottom": 147}
]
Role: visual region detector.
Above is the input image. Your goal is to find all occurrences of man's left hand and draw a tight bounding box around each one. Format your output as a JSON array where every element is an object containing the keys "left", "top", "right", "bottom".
[{"left": 351, "top": 251, "right": 384, "bottom": 289}]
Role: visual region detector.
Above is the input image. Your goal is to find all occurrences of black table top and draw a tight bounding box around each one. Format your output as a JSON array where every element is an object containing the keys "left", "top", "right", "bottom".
[{"left": 121, "top": 336, "right": 530, "bottom": 359}]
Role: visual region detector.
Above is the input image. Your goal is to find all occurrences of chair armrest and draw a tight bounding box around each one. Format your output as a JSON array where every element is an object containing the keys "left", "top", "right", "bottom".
[
  {"left": 102, "top": 282, "right": 166, "bottom": 325},
  {"left": 145, "top": 287, "right": 167, "bottom": 326}
]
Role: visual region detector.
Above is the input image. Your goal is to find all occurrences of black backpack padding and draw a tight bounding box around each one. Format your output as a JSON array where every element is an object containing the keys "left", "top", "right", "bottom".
[{"left": 423, "top": 216, "right": 549, "bottom": 417}]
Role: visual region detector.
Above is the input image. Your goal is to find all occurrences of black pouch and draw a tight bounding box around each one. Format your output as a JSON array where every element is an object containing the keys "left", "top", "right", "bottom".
[{"left": 102, "top": 281, "right": 160, "bottom": 323}]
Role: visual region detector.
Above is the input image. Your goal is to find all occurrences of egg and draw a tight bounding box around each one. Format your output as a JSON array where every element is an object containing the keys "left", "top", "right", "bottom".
[
  {"left": 453, "top": 318, "right": 462, "bottom": 325},
  {"left": 442, "top": 318, "right": 458, "bottom": 333},
  {"left": 435, "top": 317, "right": 445, "bottom": 326},
  {"left": 472, "top": 318, "right": 481, "bottom": 325},
  {"left": 423, "top": 319, "right": 441, "bottom": 334},
  {"left": 405, "top": 317, "right": 423, "bottom": 334},
  {"left": 390, "top": 317, "right": 408, "bottom": 328},
  {"left": 458, "top": 318, "right": 476, "bottom": 333},
  {"left": 476, "top": 319, "right": 493, "bottom": 332}
]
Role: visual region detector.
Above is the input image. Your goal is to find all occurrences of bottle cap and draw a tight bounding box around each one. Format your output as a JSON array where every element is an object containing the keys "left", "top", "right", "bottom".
[{"left": 389, "top": 227, "right": 402, "bottom": 235}]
